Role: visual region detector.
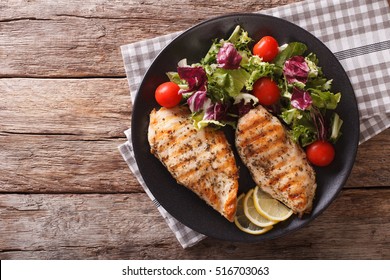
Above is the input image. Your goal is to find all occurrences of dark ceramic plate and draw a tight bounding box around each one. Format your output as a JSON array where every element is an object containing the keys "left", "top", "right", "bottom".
[{"left": 131, "top": 13, "right": 359, "bottom": 242}]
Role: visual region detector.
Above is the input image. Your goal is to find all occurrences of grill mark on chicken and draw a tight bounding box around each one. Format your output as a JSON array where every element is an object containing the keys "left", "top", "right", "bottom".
[
  {"left": 176, "top": 143, "right": 235, "bottom": 187},
  {"left": 148, "top": 106, "right": 239, "bottom": 222},
  {"left": 236, "top": 105, "right": 316, "bottom": 216},
  {"left": 267, "top": 164, "right": 301, "bottom": 187},
  {"left": 237, "top": 111, "right": 272, "bottom": 132},
  {"left": 239, "top": 123, "right": 282, "bottom": 148}
]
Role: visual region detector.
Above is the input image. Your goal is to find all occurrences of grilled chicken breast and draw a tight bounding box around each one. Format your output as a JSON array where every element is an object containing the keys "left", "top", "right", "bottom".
[
  {"left": 148, "top": 106, "right": 239, "bottom": 222},
  {"left": 235, "top": 105, "right": 316, "bottom": 216}
]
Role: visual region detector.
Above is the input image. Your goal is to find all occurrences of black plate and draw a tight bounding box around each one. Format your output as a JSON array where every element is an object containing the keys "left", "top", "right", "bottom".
[{"left": 131, "top": 13, "right": 359, "bottom": 242}]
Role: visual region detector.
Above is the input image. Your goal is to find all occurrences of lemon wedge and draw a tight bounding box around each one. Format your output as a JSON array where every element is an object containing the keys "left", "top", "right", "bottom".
[
  {"left": 253, "top": 186, "right": 294, "bottom": 222},
  {"left": 243, "top": 189, "right": 277, "bottom": 227},
  {"left": 234, "top": 193, "right": 273, "bottom": 235}
]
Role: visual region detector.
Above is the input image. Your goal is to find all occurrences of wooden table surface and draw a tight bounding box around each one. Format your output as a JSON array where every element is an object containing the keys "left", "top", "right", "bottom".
[{"left": 1, "top": 0, "right": 389, "bottom": 260}]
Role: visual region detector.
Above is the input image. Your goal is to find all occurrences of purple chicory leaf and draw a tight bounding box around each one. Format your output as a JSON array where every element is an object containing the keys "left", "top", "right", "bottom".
[
  {"left": 216, "top": 42, "right": 242, "bottom": 69},
  {"left": 187, "top": 90, "right": 207, "bottom": 112},
  {"left": 310, "top": 106, "right": 328, "bottom": 141},
  {"left": 177, "top": 66, "right": 207, "bottom": 93},
  {"left": 232, "top": 93, "right": 258, "bottom": 116},
  {"left": 204, "top": 102, "right": 227, "bottom": 121},
  {"left": 234, "top": 99, "right": 254, "bottom": 116},
  {"left": 283, "top": 55, "right": 310, "bottom": 84},
  {"left": 291, "top": 87, "right": 312, "bottom": 110}
]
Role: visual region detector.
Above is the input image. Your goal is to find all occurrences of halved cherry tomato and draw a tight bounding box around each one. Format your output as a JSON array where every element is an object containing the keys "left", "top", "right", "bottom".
[
  {"left": 155, "top": 82, "right": 182, "bottom": 108},
  {"left": 253, "top": 36, "right": 279, "bottom": 62},
  {"left": 252, "top": 77, "right": 280, "bottom": 106},
  {"left": 306, "top": 140, "right": 335, "bottom": 167}
]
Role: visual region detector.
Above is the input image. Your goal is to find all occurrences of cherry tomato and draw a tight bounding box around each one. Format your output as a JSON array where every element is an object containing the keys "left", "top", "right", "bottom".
[
  {"left": 253, "top": 36, "right": 279, "bottom": 62},
  {"left": 252, "top": 77, "right": 280, "bottom": 106},
  {"left": 306, "top": 140, "right": 335, "bottom": 167},
  {"left": 155, "top": 82, "right": 182, "bottom": 108}
]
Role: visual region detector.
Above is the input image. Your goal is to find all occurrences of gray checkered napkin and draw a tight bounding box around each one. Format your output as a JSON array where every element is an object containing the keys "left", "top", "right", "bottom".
[{"left": 119, "top": 0, "right": 390, "bottom": 248}]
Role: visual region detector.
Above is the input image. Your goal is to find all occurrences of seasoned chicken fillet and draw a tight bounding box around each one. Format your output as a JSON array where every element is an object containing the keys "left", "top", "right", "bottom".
[
  {"left": 235, "top": 105, "right": 316, "bottom": 216},
  {"left": 148, "top": 106, "right": 239, "bottom": 222}
]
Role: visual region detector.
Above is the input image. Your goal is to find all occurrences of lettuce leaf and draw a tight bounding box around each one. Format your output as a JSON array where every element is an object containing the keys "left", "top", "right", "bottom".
[
  {"left": 208, "top": 68, "right": 250, "bottom": 98},
  {"left": 310, "top": 89, "right": 341, "bottom": 110},
  {"left": 273, "top": 42, "right": 307, "bottom": 67},
  {"left": 201, "top": 25, "right": 252, "bottom": 66},
  {"left": 291, "top": 124, "right": 317, "bottom": 147},
  {"left": 242, "top": 56, "right": 276, "bottom": 91},
  {"left": 166, "top": 71, "right": 189, "bottom": 91},
  {"left": 201, "top": 39, "right": 222, "bottom": 65},
  {"left": 329, "top": 112, "right": 343, "bottom": 143},
  {"left": 227, "top": 25, "right": 252, "bottom": 50},
  {"left": 280, "top": 108, "right": 302, "bottom": 125},
  {"left": 191, "top": 112, "right": 226, "bottom": 130}
]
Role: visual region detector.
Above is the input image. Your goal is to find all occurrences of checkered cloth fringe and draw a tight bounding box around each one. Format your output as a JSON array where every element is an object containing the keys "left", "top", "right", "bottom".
[{"left": 119, "top": 0, "right": 390, "bottom": 248}]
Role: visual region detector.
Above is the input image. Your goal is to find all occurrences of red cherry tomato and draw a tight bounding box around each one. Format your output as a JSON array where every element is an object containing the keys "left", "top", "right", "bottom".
[
  {"left": 306, "top": 140, "right": 335, "bottom": 167},
  {"left": 252, "top": 77, "right": 280, "bottom": 106},
  {"left": 253, "top": 36, "right": 279, "bottom": 62},
  {"left": 155, "top": 82, "right": 182, "bottom": 108}
]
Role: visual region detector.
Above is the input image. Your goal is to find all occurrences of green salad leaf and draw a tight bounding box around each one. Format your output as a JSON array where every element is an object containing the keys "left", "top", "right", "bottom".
[
  {"left": 273, "top": 42, "right": 307, "bottom": 67},
  {"left": 310, "top": 89, "right": 341, "bottom": 110},
  {"left": 165, "top": 25, "right": 343, "bottom": 147}
]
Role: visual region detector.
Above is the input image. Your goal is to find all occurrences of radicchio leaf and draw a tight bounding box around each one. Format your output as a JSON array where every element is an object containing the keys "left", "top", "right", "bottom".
[
  {"left": 177, "top": 66, "right": 207, "bottom": 93},
  {"left": 216, "top": 43, "right": 242, "bottom": 69},
  {"left": 187, "top": 90, "right": 207, "bottom": 112},
  {"left": 310, "top": 106, "right": 328, "bottom": 141},
  {"left": 204, "top": 102, "right": 227, "bottom": 121},
  {"left": 283, "top": 55, "right": 310, "bottom": 84},
  {"left": 233, "top": 99, "right": 254, "bottom": 116},
  {"left": 232, "top": 93, "right": 258, "bottom": 116},
  {"left": 291, "top": 87, "right": 312, "bottom": 110}
]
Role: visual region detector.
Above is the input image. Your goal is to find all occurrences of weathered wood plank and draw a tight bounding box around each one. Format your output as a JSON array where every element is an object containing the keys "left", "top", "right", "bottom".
[
  {"left": 346, "top": 128, "right": 390, "bottom": 187},
  {"left": 0, "top": 189, "right": 389, "bottom": 259},
  {"left": 0, "top": 135, "right": 140, "bottom": 193},
  {"left": 0, "top": 78, "right": 131, "bottom": 137},
  {"left": 0, "top": 77, "right": 137, "bottom": 193},
  {"left": 0, "top": 0, "right": 298, "bottom": 77}
]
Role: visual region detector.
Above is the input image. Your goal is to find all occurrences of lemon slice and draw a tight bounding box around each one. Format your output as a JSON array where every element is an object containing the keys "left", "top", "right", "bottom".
[
  {"left": 243, "top": 189, "right": 277, "bottom": 227},
  {"left": 234, "top": 193, "right": 273, "bottom": 235},
  {"left": 253, "top": 186, "right": 294, "bottom": 222}
]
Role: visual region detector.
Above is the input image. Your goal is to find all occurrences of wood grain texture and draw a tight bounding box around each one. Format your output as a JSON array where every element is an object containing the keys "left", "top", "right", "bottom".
[
  {"left": 346, "top": 129, "right": 390, "bottom": 187},
  {"left": 1, "top": 0, "right": 389, "bottom": 260},
  {"left": 0, "top": 189, "right": 389, "bottom": 259},
  {"left": 0, "top": 0, "right": 298, "bottom": 77},
  {"left": 0, "top": 78, "right": 131, "bottom": 137},
  {"left": 0, "top": 135, "right": 140, "bottom": 193},
  {"left": 0, "top": 78, "right": 140, "bottom": 193}
]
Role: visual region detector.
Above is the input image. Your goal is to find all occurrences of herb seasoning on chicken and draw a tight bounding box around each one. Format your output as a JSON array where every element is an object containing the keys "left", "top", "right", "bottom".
[
  {"left": 235, "top": 105, "right": 317, "bottom": 216},
  {"left": 148, "top": 106, "right": 239, "bottom": 222}
]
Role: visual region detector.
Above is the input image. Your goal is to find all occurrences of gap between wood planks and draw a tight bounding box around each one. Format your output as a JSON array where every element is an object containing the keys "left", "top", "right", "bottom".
[
  {"left": 0, "top": 185, "right": 386, "bottom": 196},
  {"left": 0, "top": 130, "right": 126, "bottom": 140},
  {"left": 0, "top": 75, "right": 126, "bottom": 79}
]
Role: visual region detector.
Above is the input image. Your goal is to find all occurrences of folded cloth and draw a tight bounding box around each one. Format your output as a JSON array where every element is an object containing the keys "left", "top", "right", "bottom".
[{"left": 119, "top": 0, "right": 390, "bottom": 248}]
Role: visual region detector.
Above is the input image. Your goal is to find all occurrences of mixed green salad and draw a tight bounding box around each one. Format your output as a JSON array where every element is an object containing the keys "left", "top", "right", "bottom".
[{"left": 154, "top": 25, "right": 343, "bottom": 166}]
